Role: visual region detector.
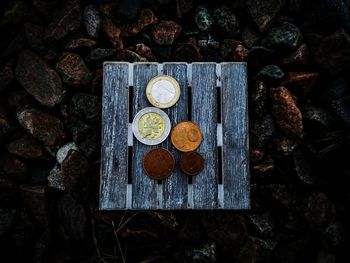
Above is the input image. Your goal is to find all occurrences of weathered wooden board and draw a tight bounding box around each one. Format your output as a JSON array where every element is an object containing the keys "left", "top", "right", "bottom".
[{"left": 100, "top": 62, "right": 249, "bottom": 210}]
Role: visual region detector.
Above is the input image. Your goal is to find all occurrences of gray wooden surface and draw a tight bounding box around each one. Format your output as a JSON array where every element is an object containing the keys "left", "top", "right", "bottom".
[{"left": 100, "top": 62, "right": 249, "bottom": 210}]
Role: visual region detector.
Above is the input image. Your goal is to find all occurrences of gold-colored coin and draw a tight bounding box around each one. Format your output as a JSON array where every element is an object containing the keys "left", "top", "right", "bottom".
[
  {"left": 171, "top": 121, "right": 202, "bottom": 152},
  {"left": 138, "top": 112, "right": 165, "bottom": 140}
]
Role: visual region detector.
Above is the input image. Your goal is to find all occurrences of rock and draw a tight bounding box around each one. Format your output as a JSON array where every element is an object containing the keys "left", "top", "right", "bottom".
[
  {"left": 15, "top": 50, "right": 65, "bottom": 107},
  {"left": 64, "top": 37, "right": 97, "bottom": 51},
  {"left": 317, "top": 251, "right": 336, "bottom": 263},
  {"left": 304, "top": 103, "right": 334, "bottom": 127},
  {"left": 248, "top": 47, "right": 276, "bottom": 73},
  {"left": 250, "top": 148, "right": 265, "bottom": 163},
  {"left": 195, "top": 6, "right": 214, "bottom": 31},
  {"left": 251, "top": 114, "right": 275, "bottom": 147},
  {"left": 314, "top": 29, "right": 350, "bottom": 75},
  {"left": 232, "top": 44, "right": 249, "bottom": 61},
  {"left": 176, "top": 0, "right": 193, "bottom": 18},
  {"left": 197, "top": 33, "right": 220, "bottom": 49},
  {"left": 44, "top": 0, "right": 82, "bottom": 41},
  {"left": 86, "top": 48, "right": 116, "bottom": 63},
  {"left": 102, "top": 18, "right": 123, "bottom": 49},
  {"left": 271, "top": 87, "right": 304, "bottom": 138},
  {"left": 17, "top": 109, "right": 66, "bottom": 152},
  {"left": 281, "top": 44, "right": 311, "bottom": 66},
  {"left": 320, "top": 76, "right": 349, "bottom": 103},
  {"left": 134, "top": 43, "right": 157, "bottom": 62},
  {"left": 70, "top": 93, "right": 101, "bottom": 122},
  {"left": 0, "top": 153, "right": 27, "bottom": 177},
  {"left": 0, "top": 60, "right": 13, "bottom": 91},
  {"left": 238, "top": 237, "right": 276, "bottom": 263},
  {"left": 117, "top": 0, "right": 141, "bottom": 20},
  {"left": 151, "top": 20, "right": 182, "bottom": 45},
  {"left": 48, "top": 164, "right": 65, "bottom": 191},
  {"left": 24, "top": 23, "right": 45, "bottom": 53},
  {"left": 173, "top": 38, "right": 202, "bottom": 62},
  {"left": 282, "top": 72, "right": 320, "bottom": 96},
  {"left": 246, "top": 0, "right": 282, "bottom": 32},
  {"left": 185, "top": 243, "right": 216, "bottom": 263},
  {"left": 273, "top": 135, "right": 298, "bottom": 156},
  {"left": 213, "top": 5, "right": 240, "bottom": 37},
  {"left": 254, "top": 65, "right": 284, "bottom": 85},
  {"left": 121, "top": 8, "right": 158, "bottom": 37},
  {"left": 252, "top": 158, "right": 274, "bottom": 177},
  {"left": 0, "top": 208, "right": 16, "bottom": 236},
  {"left": 0, "top": 108, "right": 13, "bottom": 143},
  {"left": 115, "top": 49, "right": 147, "bottom": 62},
  {"left": 248, "top": 212, "right": 275, "bottom": 237},
  {"left": 83, "top": 4, "right": 101, "bottom": 38},
  {"left": 250, "top": 81, "right": 268, "bottom": 117},
  {"left": 220, "top": 39, "right": 241, "bottom": 58},
  {"left": 242, "top": 25, "right": 260, "bottom": 48},
  {"left": 322, "top": 222, "right": 347, "bottom": 250},
  {"left": 262, "top": 22, "right": 303, "bottom": 51},
  {"left": 0, "top": 0, "right": 28, "bottom": 26},
  {"left": 330, "top": 96, "right": 350, "bottom": 126},
  {"left": 6, "top": 134, "right": 46, "bottom": 159},
  {"left": 56, "top": 142, "right": 79, "bottom": 164},
  {"left": 260, "top": 184, "right": 294, "bottom": 208}
]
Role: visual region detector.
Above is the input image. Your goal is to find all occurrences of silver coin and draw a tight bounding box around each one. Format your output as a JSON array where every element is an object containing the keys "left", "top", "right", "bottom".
[{"left": 132, "top": 107, "right": 171, "bottom": 145}]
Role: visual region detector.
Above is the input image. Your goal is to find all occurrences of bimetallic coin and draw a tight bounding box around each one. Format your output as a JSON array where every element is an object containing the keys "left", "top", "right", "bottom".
[
  {"left": 143, "top": 148, "right": 175, "bottom": 180},
  {"left": 180, "top": 151, "right": 204, "bottom": 176},
  {"left": 132, "top": 107, "right": 171, "bottom": 145},
  {"left": 171, "top": 121, "right": 202, "bottom": 152},
  {"left": 146, "top": 75, "right": 180, "bottom": 108}
]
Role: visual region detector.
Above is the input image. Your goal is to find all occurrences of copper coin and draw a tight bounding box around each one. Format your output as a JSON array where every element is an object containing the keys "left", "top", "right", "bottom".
[
  {"left": 143, "top": 148, "right": 175, "bottom": 180},
  {"left": 180, "top": 151, "right": 204, "bottom": 176},
  {"left": 171, "top": 121, "right": 202, "bottom": 152}
]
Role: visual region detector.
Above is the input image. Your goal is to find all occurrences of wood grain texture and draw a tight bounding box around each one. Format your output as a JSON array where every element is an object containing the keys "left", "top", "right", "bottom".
[
  {"left": 100, "top": 63, "right": 129, "bottom": 209},
  {"left": 161, "top": 63, "right": 189, "bottom": 209},
  {"left": 221, "top": 63, "right": 250, "bottom": 209},
  {"left": 132, "top": 63, "right": 159, "bottom": 209},
  {"left": 191, "top": 63, "right": 218, "bottom": 209}
]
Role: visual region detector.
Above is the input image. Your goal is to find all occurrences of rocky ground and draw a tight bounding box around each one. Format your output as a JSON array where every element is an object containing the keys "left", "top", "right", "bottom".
[{"left": 1, "top": 0, "right": 350, "bottom": 262}]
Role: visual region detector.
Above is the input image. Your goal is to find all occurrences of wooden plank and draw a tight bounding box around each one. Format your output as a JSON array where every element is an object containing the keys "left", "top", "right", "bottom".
[
  {"left": 100, "top": 62, "right": 129, "bottom": 209},
  {"left": 132, "top": 63, "right": 158, "bottom": 209},
  {"left": 221, "top": 63, "right": 250, "bottom": 209},
  {"left": 191, "top": 63, "right": 218, "bottom": 209},
  {"left": 161, "top": 63, "right": 188, "bottom": 209}
]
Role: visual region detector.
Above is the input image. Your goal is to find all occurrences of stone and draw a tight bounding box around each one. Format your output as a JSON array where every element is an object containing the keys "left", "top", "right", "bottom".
[
  {"left": 117, "top": 0, "right": 141, "bottom": 20},
  {"left": 238, "top": 237, "right": 276, "bottom": 263},
  {"left": 195, "top": 6, "right": 214, "bottom": 31},
  {"left": 83, "top": 4, "right": 101, "bottom": 38},
  {"left": 317, "top": 251, "right": 336, "bottom": 263},
  {"left": 64, "top": 37, "right": 97, "bottom": 51},
  {"left": 0, "top": 153, "right": 27, "bottom": 177},
  {"left": 70, "top": 93, "right": 101, "bottom": 122},
  {"left": 24, "top": 23, "right": 45, "bottom": 53},
  {"left": 242, "top": 25, "right": 260, "bottom": 48},
  {"left": 151, "top": 20, "right": 182, "bottom": 45},
  {"left": 102, "top": 18, "right": 123, "bottom": 49},
  {"left": 197, "top": 33, "right": 220, "bottom": 49},
  {"left": 304, "top": 103, "right": 334, "bottom": 127},
  {"left": 0, "top": 111, "right": 13, "bottom": 143},
  {"left": 322, "top": 222, "right": 347, "bottom": 250},
  {"left": 246, "top": 0, "right": 282, "bottom": 32},
  {"left": 15, "top": 50, "right": 65, "bottom": 107},
  {"left": 86, "top": 48, "right": 116, "bottom": 63},
  {"left": 262, "top": 22, "right": 303, "bottom": 51},
  {"left": 248, "top": 47, "right": 276, "bottom": 73},
  {"left": 252, "top": 158, "right": 274, "bottom": 177},
  {"left": 282, "top": 72, "right": 320, "bottom": 96},
  {"left": 44, "top": 0, "right": 82, "bottom": 41},
  {"left": 213, "top": 5, "right": 240, "bottom": 37},
  {"left": 250, "top": 148, "right": 265, "bottom": 163},
  {"left": 185, "top": 243, "right": 216, "bottom": 263},
  {"left": 273, "top": 135, "right": 298, "bottom": 156},
  {"left": 251, "top": 114, "right": 275, "bottom": 148},
  {"left": 281, "top": 44, "right": 311, "bottom": 66},
  {"left": 254, "top": 65, "right": 284, "bottom": 85},
  {"left": 260, "top": 184, "right": 294, "bottom": 208},
  {"left": 6, "top": 134, "right": 46, "bottom": 159},
  {"left": 220, "top": 39, "right": 241, "bottom": 58},
  {"left": 271, "top": 87, "right": 304, "bottom": 138},
  {"left": 0, "top": 60, "right": 13, "bottom": 91},
  {"left": 56, "top": 142, "right": 79, "bottom": 164},
  {"left": 251, "top": 81, "right": 268, "bottom": 117},
  {"left": 0, "top": 208, "right": 16, "bottom": 236},
  {"left": 134, "top": 43, "right": 157, "bottom": 62},
  {"left": 115, "top": 49, "right": 147, "bottom": 62},
  {"left": 330, "top": 96, "right": 350, "bottom": 126},
  {"left": 48, "top": 164, "right": 65, "bottom": 191},
  {"left": 232, "top": 44, "right": 248, "bottom": 61},
  {"left": 172, "top": 38, "right": 202, "bottom": 62},
  {"left": 0, "top": 0, "right": 28, "bottom": 26},
  {"left": 176, "top": 0, "right": 193, "bottom": 18},
  {"left": 314, "top": 29, "right": 350, "bottom": 75},
  {"left": 56, "top": 52, "right": 91, "bottom": 87},
  {"left": 121, "top": 8, "right": 158, "bottom": 37},
  {"left": 17, "top": 109, "right": 66, "bottom": 152},
  {"left": 248, "top": 212, "right": 275, "bottom": 237}
]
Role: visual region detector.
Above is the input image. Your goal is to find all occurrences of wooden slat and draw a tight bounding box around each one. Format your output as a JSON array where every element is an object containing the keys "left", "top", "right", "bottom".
[
  {"left": 161, "top": 63, "right": 188, "bottom": 209},
  {"left": 221, "top": 63, "right": 250, "bottom": 209},
  {"left": 191, "top": 63, "right": 218, "bottom": 209},
  {"left": 100, "top": 62, "right": 129, "bottom": 209},
  {"left": 132, "top": 63, "right": 158, "bottom": 209}
]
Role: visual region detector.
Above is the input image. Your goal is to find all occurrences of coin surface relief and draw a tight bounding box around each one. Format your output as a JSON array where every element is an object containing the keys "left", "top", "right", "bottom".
[{"left": 146, "top": 75, "right": 180, "bottom": 108}]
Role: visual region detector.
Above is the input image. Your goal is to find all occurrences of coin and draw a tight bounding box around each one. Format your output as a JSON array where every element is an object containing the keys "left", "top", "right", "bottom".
[
  {"left": 171, "top": 121, "right": 202, "bottom": 152},
  {"left": 143, "top": 148, "right": 175, "bottom": 180},
  {"left": 180, "top": 151, "right": 204, "bottom": 176},
  {"left": 146, "top": 75, "right": 180, "bottom": 109},
  {"left": 132, "top": 107, "right": 171, "bottom": 145}
]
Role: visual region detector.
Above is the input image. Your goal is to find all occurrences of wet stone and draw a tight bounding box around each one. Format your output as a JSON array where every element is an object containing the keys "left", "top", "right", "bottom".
[
  {"left": 6, "top": 134, "right": 46, "bottom": 159},
  {"left": 248, "top": 212, "right": 275, "bottom": 237},
  {"left": 121, "top": 8, "right": 158, "bottom": 37},
  {"left": 262, "top": 22, "right": 303, "bottom": 51},
  {"left": 70, "top": 93, "right": 101, "bottom": 122},
  {"left": 64, "top": 37, "right": 97, "bottom": 51},
  {"left": 86, "top": 48, "right": 116, "bottom": 63},
  {"left": 83, "top": 4, "right": 101, "bottom": 38},
  {"left": 281, "top": 44, "right": 311, "bottom": 66},
  {"left": 246, "top": 0, "right": 282, "bottom": 32},
  {"left": 56, "top": 142, "right": 79, "bottom": 164},
  {"left": 271, "top": 87, "right": 304, "bottom": 138},
  {"left": 151, "top": 20, "right": 182, "bottom": 45},
  {"left": 102, "top": 18, "right": 123, "bottom": 50},
  {"left": 45, "top": 0, "right": 82, "bottom": 41},
  {"left": 251, "top": 114, "right": 275, "bottom": 148},
  {"left": 56, "top": 52, "right": 91, "bottom": 87},
  {"left": 0, "top": 153, "right": 27, "bottom": 177},
  {"left": 254, "top": 65, "right": 284, "bottom": 85},
  {"left": 0, "top": 112, "right": 13, "bottom": 144},
  {"left": 17, "top": 109, "right": 66, "bottom": 153},
  {"left": 317, "top": 251, "right": 336, "bottom": 263},
  {"left": 195, "top": 6, "right": 214, "bottom": 31},
  {"left": 330, "top": 96, "right": 350, "bottom": 126},
  {"left": 0, "top": 60, "right": 13, "bottom": 91},
  {"left": 16, "top": 50, "right": 65, "bottom": 107},
  {"left": 213, "top": 5, "right": 240, "bottom": 37}
]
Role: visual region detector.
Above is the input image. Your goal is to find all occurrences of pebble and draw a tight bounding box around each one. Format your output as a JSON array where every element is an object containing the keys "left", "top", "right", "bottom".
[
  {"left": 64, "top": 37, "right": 97, "bottom": 51},
  {"left": 86, "top": 48, "right": 116, "bottom": 63},
  {"left": 70, "top": 93, "right": 101, "bottom": 122},
  {"left": 271, "top": 87, "right": 304, "bottom": 138},
  {"left": 185, "top": 243, "right": 216, "bottom": 263},
  {"left": 115, "top": 49, "right": 147, "bottom": 62},
  {"left": 251, "top": 81, "right": 268, "bottom": 117},
  {"left": 232, "top": 44, "right": 249, "bottom": 61},
  {"left": 56, "top": 52, "right": 91, "bottom": 87},
  {"left": 220, "top": 39, "right": 241, "bottom": 58},
  {"left": 176, "top": 0, "right": 194, "bottom": 18},
  {"left": 102, "top": 18, "right": 123, "bottom": 49},
  {"left": 251, "top": 114, "right": 275, "bottom": 148},
  {"left": 248, "top": 47, "right": 276, "bottom": 72},
  {"left": 134, "top": 43, "right": 157, "bottom": 62},
  {"left": 248, "top": 212, "right": 275, "bottom": 237},
  {"left": 56, "top": 142, "right": 79, "bottom": 164},
  {"left": 281, "top": 44, "right": 310, "bottom": 66},
  {"left": 282, "top": 72, "right": 320, "bottom": 96},
  {"left": 151, "top": 20, "right": 182, "bottom": 45},
  {"left": 48, "top": 164, "right": 65, "bottom": 191},
  {"left": 83, "top": 4, "right": 101, "bottom": 38},
  {"left": 16, "top": 50, "right": 65, "bottom": 107},
  {"left": 246, "top": 0, "right": 282, "bottom": 32},
  {"left": 321, "top": 222, "right": 347, "bottom": 250},
  {"left": 254, "top": 65, "right": 285, "bottom": 85},
  {"left": 293, "top": 148, "right": 316, "bottom": 185},
  {"left": 304, "top": 103, "right": 334, "bottom": 127},
  {"left": 24, "top": 23, "right": 45, "bottom": 53},
  {"left": 330, "top": 96, "right": 350, "bottom": 126},
  {"left": 0, "top": 208, "right": 16, "bottom": 236},
  {"left": 117, "top": 0, "right": 141, "bottom": 20},
  {"left": 0, "top": 60, "right": 13, "bottom": 91},
  {"left": 273, "top": 135, "right": 298, "bottom": 156},
  {"left": 6, "top": 134, "right": 46, "bottom": 159},
  {"left": 121, "top": 8, "right": 158, "bottom": 37},
  {"left": 172, "top": 38, "right": 202, "bottom": 62},
  {"left": 0, "top": 153, "right": 27, "bottom": 177},
  {"left": 195, "top": 6, "right": 214, "bottom": 31},
  {"left": 260, "top": 184, "right": 294, "bottom": 208},
  {"left": 242, "top": 25, "right": 260, "bottom": 48},
  {"left": 213, "top": 5, "right": 240, "bottom": 37}
]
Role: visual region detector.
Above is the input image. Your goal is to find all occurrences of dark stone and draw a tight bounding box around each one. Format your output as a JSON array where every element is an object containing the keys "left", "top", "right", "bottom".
[
  {"left": 44, "top": 0, "right": 82, "bottom": 41},
  {"left": 0, "top": 0, "right": 28, "bottom": 26},
  {"left": 331, "top": 96, "right": 350, "bottom": 126},
  {"left": 2, "top": 30, "right": 25, "bottom": 58},
  {"left": 252, "top": 158, "right": 275, "bottom": 178},
  {"left": 220, "top": 39, "right": 241, "bottom": 58},
  {"left": 16, "top": 50, "right": 65, "bottom": 107},
  {"left": 195, "top": 6, "right": 214, "bottom": 31},
  {"left": 250, "top": 81, "right": 268, "bottom": 118},
  {"left": 197, "top": 33, "right": 220, "bottom": 49},
  {"left": 56, "top": 142, "right": 79, "bottom": 164},
  {"left": 213, "top": 5, "right": 240, "bottom": 37},
  {"left": 151, "top": 45, "right": 172, "bottom": 60},
  {"left": 322, "top": 222, "right": 348, "bottom": 250},
  {"left": 0, "top": 208, "right": 16, "bottom": 236},
  {"left": 184, "top": 243, "right": 216, "bottom": 263},
  {"left": 0, "top": 106, "right": 14, "bottom": 144},
  {"left": 56, "top": 52, "right": 91, "bottom": 87},
  {"left": 6, "top": 134, "right": 46, "bottom": 159},
  {"left": 115, "top": 49, "right": 147, "bottom": 62},
  {"left": 117, "top": 0, "right": 141, "bottom": 20},
  {"left": 320, "top": 76, "right": 349, "bottom": 103},
  {"left": 260, "top": 184, "right": 294, "bottom": 208},
  {"left": 282, "top": 72, "right": 320, "bottom": 96},
  {"left": 134, "top": 43, "right": 157, "bottom": 62},
  {"left": 238, "top": 237, "right": 276, "bottom": 262},
  {"left": 70, "top": 93, "right": 101, "bottom": 122},
  {"left": 102, "top": 18, "right": 123, "bottom": 49},
  {"left": 246, "top": 0, "right": 282, "bottom": 32},
  {"left": 271, "top": 87, "right": 304, "bottom": 138},
  {"left": 254, "top": 65, "right": 284, "bottom": 85},
  {"left": 86, "top": 48, "right": 116, "bottom": 63},
  {"left": 24, "top": 23, "right": 45, "bottom": 53},
  {"left": 262, "top": 22, "right": 303, "bottom": 51},
  {"left": 0, "top": 60, "right": 13, "bottom": 91},
  {"left": 64, "top": 37, "right": 97, "bottom": 51},
  {"left": 304, "top": 103, "right": 334, "bottom": 127},
  {"left": 176, "top": 0, "right": 193, "bottom": 19},
  {"left": 251, "top": 114, "right": 275, "bottom": 147},
  {"left": 17, "top": 109, "right": 66, "bottom": 153},
  {"left": 314, "top": 29, "right": 350, "bottom": 75},
  {"left": 121, "top": 8, "right": 158, "bottom": 37},
  {"left": 248, "top": 212, "right": 275, "bottom": 237},
  {"left": 151, "top": 20, "right": 182, "bottom": 45},
  {"left": 232, "top": 44, "right": 249, "bottom": 62},
  {"left": 48, "top": 164, "right": 65, "bottom": 191},
  {"left": 173, "top": 38, "right": 202, "bottom": 62},
  {"left": 242, "top": 25, "right": 260, "bottom": 48},
  {"left": 317, "top": 251, "right": 336, "bottom": 263},
  {"left": 281, "top": 44, "right": 311, "bottom": 66},
  {"left": 83, "top": 4, "right": 101, "bottom": 38},
  {"left": 250, "top": 148, "right": 265, "bottom": 163},
  {"left": 0, "top": 153, "right": 27, "bottom": 177},
  {"left": 248, "top": 47, "right": 276, "bottom": 72},
  {"left": 273, "top": 135, "right": 298, "bottom": 156}
]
